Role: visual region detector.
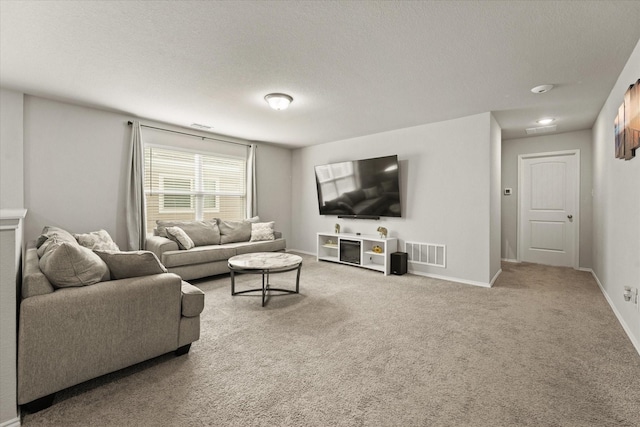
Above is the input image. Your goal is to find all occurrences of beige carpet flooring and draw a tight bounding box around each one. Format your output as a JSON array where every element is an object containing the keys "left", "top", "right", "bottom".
[{"left": 21, "top": 255, "right": 640, "bottom": 426}]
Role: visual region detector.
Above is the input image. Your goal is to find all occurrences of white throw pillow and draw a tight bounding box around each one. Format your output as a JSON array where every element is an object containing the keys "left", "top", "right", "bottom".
[
  {"left": 250, "top": 221, "right": 275, "bottom": 242},
  {"left": 166, "top": 226, "right": 195, "bottom": 250}
]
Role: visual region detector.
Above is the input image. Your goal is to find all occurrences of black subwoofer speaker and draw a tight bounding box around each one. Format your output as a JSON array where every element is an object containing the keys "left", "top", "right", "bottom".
[{"left": 391, "top": 252, "right": 408, "bottom": 275}]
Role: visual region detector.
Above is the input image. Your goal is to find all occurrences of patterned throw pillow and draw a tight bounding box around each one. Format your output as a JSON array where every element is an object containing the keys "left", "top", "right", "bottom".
[
  {"left": 250, "top": 221, "right": 275, "bottom": 242},
  {"left": 166, "top": 226, "right": 195, "bottom": 250},
  {"left": 74, "top": 229, "right": 120, "bottom": 251}
]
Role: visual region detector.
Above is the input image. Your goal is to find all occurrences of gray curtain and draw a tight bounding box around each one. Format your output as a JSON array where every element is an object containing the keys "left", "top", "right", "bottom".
[
  {"left": 246, "top": 143, "right": 257, "bottom": 218},
  {"left": 125, "top": 120, "right": 147, "bottom": 250}
]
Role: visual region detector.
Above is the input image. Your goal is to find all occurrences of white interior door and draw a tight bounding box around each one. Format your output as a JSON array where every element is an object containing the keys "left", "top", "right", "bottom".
[{"left": 518, "top": 151, "right": 579, "bottom": 267}]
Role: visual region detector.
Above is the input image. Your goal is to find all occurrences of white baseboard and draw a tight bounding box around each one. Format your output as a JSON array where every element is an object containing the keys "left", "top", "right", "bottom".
[
  {"left": 0, "top": 416, "right": 21, "bottom": 427},
  {"left": 489, "top": 268, "right": 502, "bottom": 287},
  {"left": 501, "top": 258, "right": 519, "bottom": 263},
  {"left": 287, "top": 248, "right": 315, "bottom": 256},
  {"left": 408, "top": 269, "right": 492, "bottom": 288},
  {"left": 589, "top": 270, "right": 640, "bottom": 357}
]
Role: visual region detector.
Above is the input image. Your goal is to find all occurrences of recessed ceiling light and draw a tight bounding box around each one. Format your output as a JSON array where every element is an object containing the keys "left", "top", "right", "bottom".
[
  {"left": 536, "top": 118, "right": 555, "bottom": 125},
  {"left": 265, "top": 93, "right": 293, "bottom": 110},
  {"left": 531, "top": 84, "right": 554, "bottom": 94}
]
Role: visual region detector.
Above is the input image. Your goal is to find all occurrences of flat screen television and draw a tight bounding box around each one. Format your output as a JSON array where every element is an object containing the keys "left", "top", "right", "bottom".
[{"left": 315, "top": 155, "right": 401, "bottom": 218}]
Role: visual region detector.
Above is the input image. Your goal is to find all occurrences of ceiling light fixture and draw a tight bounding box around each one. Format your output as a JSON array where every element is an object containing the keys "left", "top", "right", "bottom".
[
  {"left": 264, "top": 93, "right": 293, "bottom": 110},
  {"left": 536, "top": 118, "right": 555, "bottom": 125},
  {"left": 531, "top": 84, "right": 554, "bottom": 94}
]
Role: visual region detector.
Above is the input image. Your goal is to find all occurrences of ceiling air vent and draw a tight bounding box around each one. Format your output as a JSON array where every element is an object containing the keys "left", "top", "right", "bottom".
[
  {"left": 525, "top": 125, "right": 557, "bottom": 135},
  {"left": 190, "top": 123, "right": 212, "bottom": 130}
]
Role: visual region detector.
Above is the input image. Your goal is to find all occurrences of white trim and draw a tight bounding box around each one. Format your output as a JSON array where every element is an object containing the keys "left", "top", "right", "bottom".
[
  {"left": 489, "top": 268, "right": 503, "bottom": 287},
  {"left": 576, "top": 267, "right": 592, "bottom": 273},
  {"left": 589, "top": 270, "right": 640, "bottom": 356},
  {"left": 0, "top": 416, "right": 21, "bottom": 427},
  {"left": 292, "top": 248, "right": 315, "bottom": 256},
  {"left": 501, "top": 258, "right": 519, "bottom": 263},
  {"left": 408, "top": 269, "right": 492, "bottom": 288},
  {"left": 517, "top": 149, "right": 580, "bottom": 269}
]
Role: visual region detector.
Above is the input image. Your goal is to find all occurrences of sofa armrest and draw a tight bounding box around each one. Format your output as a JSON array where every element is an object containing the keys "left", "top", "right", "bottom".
[
  {"left": 181, "top": 281, "right": 204, "bottom": 317},
  {"left": 146, "top": 235, "right": 179, "bottom": 259},
  {"left": 22, "top": 247, "right": 54, "bottom": 299}
]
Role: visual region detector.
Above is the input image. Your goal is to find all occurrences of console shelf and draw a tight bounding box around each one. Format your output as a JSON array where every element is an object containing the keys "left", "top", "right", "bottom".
[{"left": 317, "top": 232, "right": 398, "bottom": 275}]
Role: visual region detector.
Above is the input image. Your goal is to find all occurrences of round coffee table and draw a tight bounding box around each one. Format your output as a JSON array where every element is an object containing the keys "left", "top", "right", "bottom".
[{"left": 228, "top": 252, "right": 302, "bottom": 307}]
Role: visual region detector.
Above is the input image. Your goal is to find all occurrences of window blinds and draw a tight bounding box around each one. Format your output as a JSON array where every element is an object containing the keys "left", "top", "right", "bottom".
[{"left": 144, "top": 145, "right": 247, "bottom": 233}]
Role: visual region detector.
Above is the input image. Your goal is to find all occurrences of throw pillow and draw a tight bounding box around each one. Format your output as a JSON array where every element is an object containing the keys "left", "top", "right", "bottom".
[
  {"left": 74, "top": 229, "right": 120, "bottom": 251},
  {"left": 250, "top": 221, "right": 275, "bottom": 242},
  {"left": 36, "top": 225, "right": 77, "bottom": 255},
  {"left": 218, "top": 219, "right": 252, "bottom": 244},
  {"left": 166, "top": 226, "right": 195, "bottom": 250},
  {"left": 156, "top": 220, "right": 221, "bottom": 246},
  {"left": 94, "top": 250, "right": 167, "bottom": 280},
  {"left": 39, "top": 237, "right": 110, "bottom": 288}
]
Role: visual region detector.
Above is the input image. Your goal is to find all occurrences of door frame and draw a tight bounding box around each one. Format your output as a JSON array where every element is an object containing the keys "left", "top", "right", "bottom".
[{"left": 517, "top": 149, "right": 580, "bottom": 269}]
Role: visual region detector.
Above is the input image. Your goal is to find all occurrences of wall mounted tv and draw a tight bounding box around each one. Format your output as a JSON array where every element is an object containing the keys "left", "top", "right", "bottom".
[{"left": 315, "top": 155, "right": 401, "bottom": 219}]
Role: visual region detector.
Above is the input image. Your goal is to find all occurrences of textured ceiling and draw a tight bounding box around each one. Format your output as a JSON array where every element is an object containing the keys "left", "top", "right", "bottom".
[{"left": 1, "top": 1, "right": 639, "bottom": 147}]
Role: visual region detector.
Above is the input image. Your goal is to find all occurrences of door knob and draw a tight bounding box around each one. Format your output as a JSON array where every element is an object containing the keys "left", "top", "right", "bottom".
[{"left": 567, "top": 214, "right": 573, "bottom": 219}]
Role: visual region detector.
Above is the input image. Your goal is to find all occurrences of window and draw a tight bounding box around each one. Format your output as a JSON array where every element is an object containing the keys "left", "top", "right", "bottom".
[{"left": 144, "top": 145, "right": 246, "bottom": 233}]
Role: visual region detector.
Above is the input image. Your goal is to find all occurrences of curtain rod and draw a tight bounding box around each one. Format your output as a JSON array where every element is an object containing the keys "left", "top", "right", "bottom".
[{"left": 127, "top": 121, "right": 250, "bottom": 147}]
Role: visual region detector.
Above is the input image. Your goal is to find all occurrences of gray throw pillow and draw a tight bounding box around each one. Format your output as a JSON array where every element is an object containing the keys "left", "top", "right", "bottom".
[
  {"left": 156, "top": 220, "right": 221, "bottom": 246},
  {"left": 74, "top": 229, "right": 120, "bottom": 251},
  {"left": 166, "top": 226, "right": 195, "bottom": 250},
  {"left": 36, "top": 225, "right": 77, "bottom": 255},
  {"left": 218, "top": 219, "right": 252, "bottom": 244},
  {"left": 39, "top": 237, "right": 110, "bottom": 288},
  {"left": 94, "top": 250, "right": 167, "bottom": 280}
]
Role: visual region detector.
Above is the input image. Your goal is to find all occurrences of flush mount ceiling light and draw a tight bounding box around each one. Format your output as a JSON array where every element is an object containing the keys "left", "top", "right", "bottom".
[
  {"left": 536, "top": 118, "right": 556, "bottom": 125},
  {"left": 264, "top": 93, "right": 293, "bottom": 110},
  {"left": 531, "top": 84, "right": 554, "bottom": 94}
]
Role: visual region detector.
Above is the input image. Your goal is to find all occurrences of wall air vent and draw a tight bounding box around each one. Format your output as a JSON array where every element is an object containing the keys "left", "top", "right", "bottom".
[
  {"left": 405, "top": 242, "right": 446, "bottom": 268},
  {"left": 525, "top": 125, "right": 557, "bottom": 135}
]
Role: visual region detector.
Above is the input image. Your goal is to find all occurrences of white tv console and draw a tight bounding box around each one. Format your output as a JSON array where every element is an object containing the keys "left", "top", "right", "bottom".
[{"left": 316, "top": 232, "right": 398, "bottom": 275}]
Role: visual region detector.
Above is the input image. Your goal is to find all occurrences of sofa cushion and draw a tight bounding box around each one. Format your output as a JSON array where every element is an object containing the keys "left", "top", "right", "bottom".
[
  {"left": 231, "top": 238, "right": 287, "bottom": 255},
  {"left": 156, "top": 220, "right": 221, "bottom": 246},
  {"left": 162, "top": 245, "right": 237, "bottom": 268},
  {"left": 250, "top": 221, "right": 275, "bottom": 242},
  {"left": 39, "top": 237, "right": 110, "bottom": 288},
  {"left": 95, "top": 250, "right": 167, "bottom": 280},
  {"left": 218, "top": 219, "right": 251, "bottom": 244},
  {"left": 166, "top": 226, "right": 195, "bottom": 250},
  {"left": 74, "top": 229, "right": 120, "bottom": 251},
  {"left": 181, "top": 281, "right": 205, "bottom": 317}
]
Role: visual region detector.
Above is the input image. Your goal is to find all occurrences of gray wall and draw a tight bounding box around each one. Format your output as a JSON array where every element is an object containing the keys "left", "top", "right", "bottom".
[
  {"left": 290, "top": 112, "right": 501, "bottom": 286},
  {"left": 0, "top": 88, "right": 24, "bottom": 209},
  {"left": 592, "top": 39, "right": 640, "bottom": 351},
  {"left": 501, "top": 130, "right": 593, "bottom": 269},
  {"left": 22, "top": 95, "right": 292, "bottom": 247}
]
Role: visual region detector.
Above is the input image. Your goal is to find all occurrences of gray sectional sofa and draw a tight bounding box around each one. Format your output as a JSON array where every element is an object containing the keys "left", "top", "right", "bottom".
[
  {"left": 19, "top": 226, "right": 204, "bottom": 411},
  {"left": 146, "top": 218, "right": 286, "bottom": 281}
]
